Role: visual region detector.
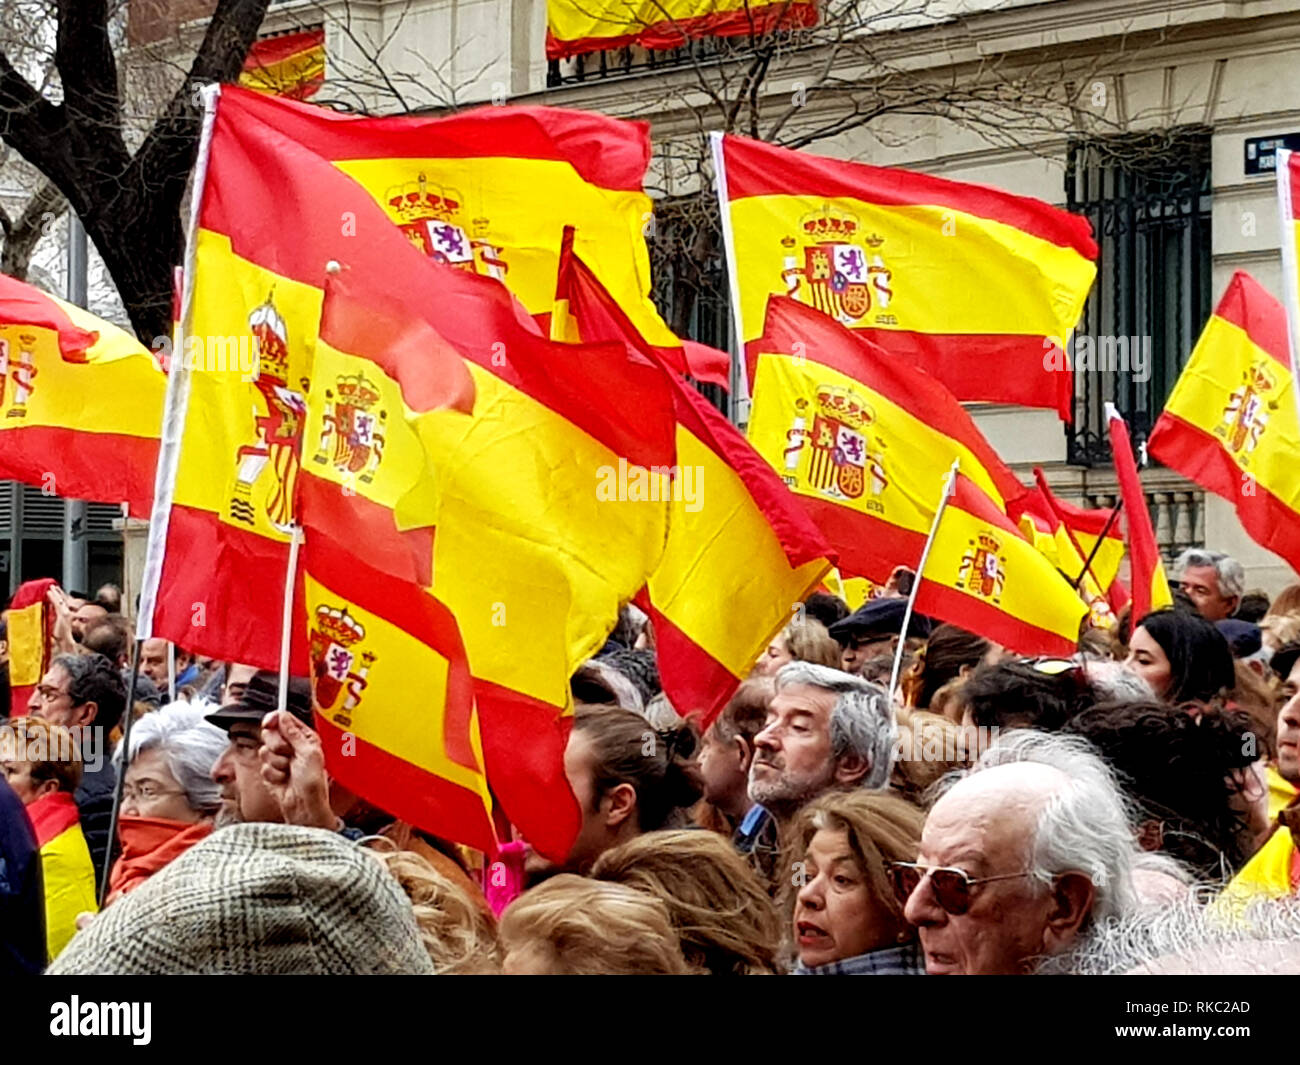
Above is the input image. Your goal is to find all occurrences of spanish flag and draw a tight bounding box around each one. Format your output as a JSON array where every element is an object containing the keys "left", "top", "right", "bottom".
[
  {"left": 7, "top": 577, "right": 56, "bottom": 716},
  {"left": 914, "top": 474, "right": 1088, "bottom": 656},
  {"left": 303, "top": 537, "right": 498, "bottom": 854},
  {"left": 747, "top": 295, "right": 1027, "bottom": 582},
  {"left": 214, "top": 86, "right": 672, "bottom": 351},
  {"left": 554, "top": 232, "right": 834, "bottom": 724},
  {"left": 713, "top": 133, "right": 1097, "bottom": 417},
  {"left": 1147, "top": 272, "right": 1300, "bottom": 574},
  {"left": 0, "top": 273, "right": 163, "bottom": 517},
  {"left": 547, "top": 0, "right": 817, "bottom": 60},
  {"left": 239, "top": 28, "right": 326, "bottom": 101},
  {"left": 1107, "top": 404, "right": 1173, "bottom": 621}
]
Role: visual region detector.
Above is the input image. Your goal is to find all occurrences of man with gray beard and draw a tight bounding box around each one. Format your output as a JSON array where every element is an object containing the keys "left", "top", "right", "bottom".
[
  {"left": 207, "top": 671, "right": 358, "bottom": 837},
  {"left": 735, "top": 662, "right": 896, "bottom": 882}
]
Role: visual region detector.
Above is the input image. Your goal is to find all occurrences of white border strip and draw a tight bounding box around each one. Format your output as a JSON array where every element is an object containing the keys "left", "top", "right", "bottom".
[
  {"left": 137, "top": 83, "right": 221, "bottom": 638},
  {"left": 709, "top": 131, "right": 750, "bottom": 421}
]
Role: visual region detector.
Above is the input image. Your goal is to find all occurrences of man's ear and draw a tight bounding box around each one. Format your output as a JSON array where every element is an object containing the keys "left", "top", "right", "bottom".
[
  {"left": 72, "top": 700, "right": 98, "bottom": 729},
  {"left": 833, "top": 753, "right": 871, "bottom": 787},
  {"left": 1040, "top": 872, "right": 1095, "bottom": 955},
  {"left": 603, "top": 782, "right": 638, "bottom": 830},
  {"left": 734, "top": 735, "right": 754, "bottom": 775}
]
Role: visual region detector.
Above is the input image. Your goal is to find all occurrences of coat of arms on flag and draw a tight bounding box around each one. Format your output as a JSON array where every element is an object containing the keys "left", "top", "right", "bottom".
[
  {"left": 958, "top": 532, "right": 1007, "bottom": 604},
  {"left": 783, "top": 384, "right": 887, "bottom": 505},
  {"left": 309, "top": 604, "right": 374, "bottom": 730},
  {"left": 780, "top": 206, "right": 893, "bottom": 326},
  {"left": 0, "top": 332, "right": 38, "bottom": 416},
  {"left": 311, "top": 372, "right": 387, "bottom": 484},
  {"left": 1218, "top": 361, "right": 1281, "bottom": 460},
  {"left": 383, "top": 174, "right": 506, "bottom": 280}
]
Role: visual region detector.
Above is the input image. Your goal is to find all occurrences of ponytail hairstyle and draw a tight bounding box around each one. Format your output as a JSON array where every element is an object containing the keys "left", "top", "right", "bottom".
[{"left": 572, "top": 704, "right": 702, "bottom": 832}]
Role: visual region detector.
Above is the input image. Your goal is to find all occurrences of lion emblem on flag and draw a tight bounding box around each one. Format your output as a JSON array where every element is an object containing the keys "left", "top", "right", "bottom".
[
  {"left": 311, "top": 372, "right": 387, "bottom": 484},
  {"left": 1217, "top": 360, "right": 1280, "bottom": 458},
  {"left": 309, "top": 603, "right": 375, "bottom": 729},
  {"left": 384, "top": 173, "right": 507, "bottom": 280},
  {"left": 783, "top": 387, "right": 887, "bottom": 504},
  {"left": 958, "top": 532, "right": 1007, "bottom": 604},
  {"left": 780, "top": 206, "right": 893, "bottom": 325},
  {"left": 230, "top": 293, "right": 308, "bottom": 532}
]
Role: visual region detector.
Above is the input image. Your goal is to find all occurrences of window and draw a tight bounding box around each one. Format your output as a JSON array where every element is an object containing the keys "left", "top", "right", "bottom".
[{"left": 1064, "top": 128, "right": 1213, "bottom": 465}]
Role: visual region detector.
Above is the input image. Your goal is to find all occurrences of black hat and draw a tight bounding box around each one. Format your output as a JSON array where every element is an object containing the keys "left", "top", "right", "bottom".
[
  {"left": 205, "top": 670, "right": 314, "bottom": 733},
  {"left": 1271, "top": 641, "right": 1300, "bottom": 683},
  {"left": 1215, "top": 619, "right": 1261, "bottom": 659},
  {"left": 827, "top": 596, "right": 933, "bottom": 645}
]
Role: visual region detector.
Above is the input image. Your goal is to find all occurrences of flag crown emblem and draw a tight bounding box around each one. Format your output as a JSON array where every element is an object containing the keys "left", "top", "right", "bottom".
[
  {"left": 314, "top": 604, "right": 366, "bottom": 647},
  {"left": 336, "top": 372, "right": 380, "bottom": 410},
  {"left": 815, "top": 384, "right": 873, "bottom": 430},
  {"left": 958, "top": 530, "right": 1007, "bottom": 602},
  {"left": 386, "top": 173, "right": 463, "bottom": 225},
  {"left": 1248, "top": 364, "right": 1277, "bottom": 393},
  {"left": 249, "top": 295, "right": 289, "bottom": 381},
  {"left": 800, "top": 204, "right": 860, "bottom": 239}
]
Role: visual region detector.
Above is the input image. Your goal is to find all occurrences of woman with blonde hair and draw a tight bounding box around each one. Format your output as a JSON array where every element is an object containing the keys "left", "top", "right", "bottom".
[
  {"left": 752, "top": 617, "right": 841, "bottom": 677},
  {"left": 367, "top": 845, "right": 500, "bottom": 974},
  {"left": 781, "top": 790, "right": 926, "bottom": 975},
  {"left": 499, "top": 875, "right": 696, "bottom": 974},
  {"left": 592, "top": 828, "right": 782, "bottom": 974}
]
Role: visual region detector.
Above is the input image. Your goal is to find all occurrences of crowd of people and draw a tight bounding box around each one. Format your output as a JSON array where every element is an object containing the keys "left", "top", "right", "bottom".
[{"left": 3, "top": 545, "right": 1300, "bottom": 976}]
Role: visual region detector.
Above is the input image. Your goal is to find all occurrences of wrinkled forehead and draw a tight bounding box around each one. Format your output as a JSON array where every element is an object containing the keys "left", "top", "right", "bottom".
[
  {"left": 770, "top": 683, "right": 837, "bottom": 717},
  {"left": 1180, "top": 564, "right": 1221, "bottom": 591},
  {"left": 923, "top": 763, "right": 1065, "bottom": 864}
]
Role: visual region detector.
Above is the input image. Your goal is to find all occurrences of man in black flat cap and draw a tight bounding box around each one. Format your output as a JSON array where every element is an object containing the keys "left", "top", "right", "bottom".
[
  {"left": 827, "top": 597, "right": 934, "bottom": 676},
  {"left": 206, "top": 670, "right": 356, "bottom": 836}
]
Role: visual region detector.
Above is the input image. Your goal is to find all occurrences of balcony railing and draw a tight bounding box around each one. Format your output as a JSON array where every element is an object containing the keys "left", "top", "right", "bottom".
[{"left": 1077, "top": 485, "right": 1204, "bottom": 567}]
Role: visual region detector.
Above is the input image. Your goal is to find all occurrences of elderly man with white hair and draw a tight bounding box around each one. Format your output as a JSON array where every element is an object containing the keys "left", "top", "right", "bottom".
[
  {"left": 736, "top": 662, "right": 896, "bottom": 876},
  {"left": 1176, "top": 548, "right": 1246, "bottom": 622},
  {"left": 896, "top": 730, "right": 1156, "bottom": 975},
  {"left": 106, "top": 702, "right": 228, "bottom": 903}
]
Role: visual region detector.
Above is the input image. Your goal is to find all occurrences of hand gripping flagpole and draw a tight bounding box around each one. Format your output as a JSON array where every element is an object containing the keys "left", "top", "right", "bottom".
[{"left": 888, "top": 460, "right": 960, "bottom": 703}]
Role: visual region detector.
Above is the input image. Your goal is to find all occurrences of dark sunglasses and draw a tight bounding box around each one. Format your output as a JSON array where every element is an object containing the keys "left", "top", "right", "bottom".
[{"left": 887, "top": 861, "right": 1036, "bottom": 916}]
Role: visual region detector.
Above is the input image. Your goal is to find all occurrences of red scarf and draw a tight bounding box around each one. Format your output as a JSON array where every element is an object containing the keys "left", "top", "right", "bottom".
[
  {"left": 108, "top": 816, "right": 213, "bottom": 902},
  {"left": 27, "top": 790, "right": 81, "bottom": 848}
]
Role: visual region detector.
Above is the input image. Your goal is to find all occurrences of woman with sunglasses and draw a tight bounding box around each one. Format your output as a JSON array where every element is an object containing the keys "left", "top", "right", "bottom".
[
  {"left": 782, "top": 791, "right": 926, "bottom": 975},
  {"left": 1126, "top": 608, "right": 1235, "bottom": 707}
]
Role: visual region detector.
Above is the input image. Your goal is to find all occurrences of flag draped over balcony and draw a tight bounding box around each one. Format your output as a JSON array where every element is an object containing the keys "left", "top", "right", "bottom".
[{"left": 546, "top": 0, "right": 818, "bottom": 61}]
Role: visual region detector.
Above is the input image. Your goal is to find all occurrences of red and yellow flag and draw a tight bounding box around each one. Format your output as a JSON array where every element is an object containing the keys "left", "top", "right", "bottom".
[
  {"left": 1148, "top": 272, "right": 1300, "bottom": 574},
  {"left": 239, "top": 28, "right": 326, "bottom": 101},
  {"left": 7, "top": 578, "right": 56, "bottom": 717},
  {"left": 713, "top": 133, "right": 1097, "bottom": 418},
  {"left": 546, "top": 0, "right": 817, "bottom": 60},
  {"left": 215, "top": 86, "right": 671, "bottom": 351},
  {"left": 303, "top": 538, "right": 497, "bottom": 853},
  {"left": 0, "top": 274, "right": 162, "bottom": 517},
  {"left": 914, "top": 474, "right": 1088, "bottom": 657},
  {"left": 1107, "top": 404, "right": 1173, "bottom": 622},
  {"left": 747, "top": 295, "right": 1027, "bottom": 582},
  {"left": 1277, "top": 149, "right": 1300, "bottom": 422},
  {"left": 554, "top": 233, "right": 833, "bottom": 724},
  {"left": 145, "top": 85, "right": 681, "bottom": 861}
]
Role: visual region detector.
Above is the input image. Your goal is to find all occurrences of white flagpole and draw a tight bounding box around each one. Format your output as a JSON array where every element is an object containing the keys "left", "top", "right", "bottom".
[
  {"left": 1275, "top": 148, "right": 1300, "bottom": 421},
  {"left": 138, "top": 83, "right": 222, "bottom": 638},
  {"left": 888, "top": 460, "right": 960, "bottom": 702},
  {"left": 277, "top": 526, "right": 303, "bottom": 713},
  {"left": 709, "top": 131, "right": 750, "bottom": 425}
]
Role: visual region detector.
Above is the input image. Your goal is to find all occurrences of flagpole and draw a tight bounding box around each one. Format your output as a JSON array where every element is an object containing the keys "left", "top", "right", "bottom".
[
  {"left": 1033, "top": 467, "right": 1112, "bottom": 595},
  {"left": 1276, "top": 148, "right": 1300, "bottom": 420},
  {"left": 98, "top": 637, "right": 144, "bottom": 906},
  {"left": 277, "top": 525, "right": 303, "bottom": 713},
  {"left": 888, "top": 460, "right": 959, "bottom": 702},
  {"left": 1071, "top": 499, "right": 1123, "bottom": 594},
  {"left": 709, "top": 131, "right": 749, "bottom": 425}
]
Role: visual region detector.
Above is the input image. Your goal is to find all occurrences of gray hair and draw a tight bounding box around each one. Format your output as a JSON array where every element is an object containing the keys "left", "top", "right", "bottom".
[
  {"left": 962, "top": 730, "right": 1140, "bottom": 925},
  {"left": 1175, "top": 548, "right": 1245, "bottom": 599},
  {"left": 774, "top": 661, "right": 896, "bottom": 789},
  {"left": 1040, "top": 895, "right": 1300, "bottom": 975},
  {"left": 1079, "top": 659, "right": 1153, "bottom": 703},
  {"left": 112, "top": 701, "right": 228, "bottom": 814}
]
